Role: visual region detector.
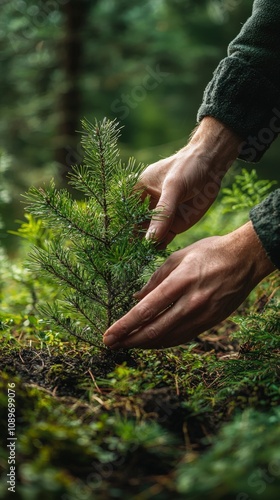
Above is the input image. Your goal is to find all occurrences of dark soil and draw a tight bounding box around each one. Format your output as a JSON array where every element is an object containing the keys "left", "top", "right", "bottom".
[
  {"left": 0, "top": 327, "right": 240, "bottom": 452},
  {"left": 0, "top": 345, "right": 137, "bottom": 397}
]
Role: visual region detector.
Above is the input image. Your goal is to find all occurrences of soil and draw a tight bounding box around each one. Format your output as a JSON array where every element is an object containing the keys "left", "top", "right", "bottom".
[
  {"left": 0, "top": 326, "right": 240, "bottom": 445},
  {"left": 3, "top": 318, "right": 277, "bottom": 499},
  {"left": 0, "top": 345, "right": 136, "bottom": 397}
]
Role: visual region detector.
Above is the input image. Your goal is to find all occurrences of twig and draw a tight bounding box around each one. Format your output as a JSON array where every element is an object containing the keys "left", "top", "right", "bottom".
[{"left": 88, "top": 369, "right": 102, "bottom": 394}]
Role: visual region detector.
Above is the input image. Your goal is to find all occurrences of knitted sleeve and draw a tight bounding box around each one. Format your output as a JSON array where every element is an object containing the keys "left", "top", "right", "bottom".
[
  {"left": 197, "top": 0, "right": 280, "bottom": 163},
  {"left": 249, "top": 190, "right": 280, "bottom": 270},
  {"left": 197, "top": 0, "right": 280, "bottom": 269}
]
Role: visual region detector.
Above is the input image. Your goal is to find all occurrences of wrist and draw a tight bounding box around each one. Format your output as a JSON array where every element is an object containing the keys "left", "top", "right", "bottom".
[
  {"left": 183, "top": 116, "right": 241, "bottom": 178},
  {"left": 228, "top": 221, "right": 276, "bottom": 285}
]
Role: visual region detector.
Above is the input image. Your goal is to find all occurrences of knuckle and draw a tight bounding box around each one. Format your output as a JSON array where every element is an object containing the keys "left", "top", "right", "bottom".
[
  {"left": 188, "top": 292, "right": 207, "bottom": 311},
  {"left": 137, "top": 303, "right": 154, "bottom": 323},
  {"left": 164, "top": 172, "right": 178, "bottom": 187},
  {"left": 164, "top": 174, "right": 184, "bottom": 196},
  {"left": 119, "top": 323, "right": 128, "bottom": 336},
  {"left": 146, "top": 326, "right": 159, "bottom": 340}
]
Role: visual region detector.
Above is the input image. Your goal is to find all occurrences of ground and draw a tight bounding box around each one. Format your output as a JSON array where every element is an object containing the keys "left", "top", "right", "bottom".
[{"left": 0, "top": 278, "right": 280, "bottom": 500}]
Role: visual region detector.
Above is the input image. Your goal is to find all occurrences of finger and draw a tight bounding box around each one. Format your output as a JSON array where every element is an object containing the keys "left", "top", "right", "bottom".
[
  {"left": 117, "top": 301, "right": 184, "bottom": 349},
  {"left": 146, "top": 203, "right": 174, "bottom": 241},
  {"left": 123, "top": 320, "right": 200, "bottom": 349},
  {"left": 115, "top": 295, "right": 214, "bottom": 350},
  {"left": 156, "top": 230, "right": 178, "bottom": 250},
  {"left": 103, "top": 269, "right": 186, "bottom": 346},
  {"left": 115, "top": 296, "right": 210, "bottom": 349},
  {"left": 145, "top": 186, "right": 180, "bottom": 242},
  {"left": 128, "top": 283, "right": 245, "bottom": 350},
  {"left": 133, "top": 190, "right": 159, "bottom": 238},
  {"left": 134, "top": 183, "right": 160, "bottom": 207},
  {"left": 137, "top": 189, "right": 159, "bottom": 209}
]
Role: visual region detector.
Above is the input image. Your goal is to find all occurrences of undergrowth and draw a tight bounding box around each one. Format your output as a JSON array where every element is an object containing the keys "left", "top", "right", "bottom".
[
  {"left": 0, "top": 283, "right": 279, "bottom": 498},
  {"left": 0, "top": 154, "right": 279, "bottom": 498}
]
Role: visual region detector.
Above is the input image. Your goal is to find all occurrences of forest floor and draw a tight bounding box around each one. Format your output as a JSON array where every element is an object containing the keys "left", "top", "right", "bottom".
[{"left": 0, "top": 278, "right": 280, "bottom": 500}]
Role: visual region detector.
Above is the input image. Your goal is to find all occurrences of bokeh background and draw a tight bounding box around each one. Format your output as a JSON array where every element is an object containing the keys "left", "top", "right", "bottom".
[{"left": 1, "top": 0, "right": 279, "bottom": 255}]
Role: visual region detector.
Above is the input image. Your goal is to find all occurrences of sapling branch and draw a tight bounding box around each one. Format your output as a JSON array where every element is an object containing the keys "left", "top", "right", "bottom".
[
  {"left": 25, "top": 118, "right": 162, "bottom": 345},
  {"left": 31, "top": 249, "right": 107, "bottom": 308},
  {"left": 42, "top": 192, "right": 106, "bottom": 244},
  {"left": 69, "top": 165, "right": 104, "bottom": 207},
  {"left": 65, "top": 296, "right": 104, "bottom": 336}
]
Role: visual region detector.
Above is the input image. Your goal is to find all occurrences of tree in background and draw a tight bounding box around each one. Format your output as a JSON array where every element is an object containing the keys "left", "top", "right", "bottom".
[{"left": 55, "top": 0, "right": 92, "bottom": 177}]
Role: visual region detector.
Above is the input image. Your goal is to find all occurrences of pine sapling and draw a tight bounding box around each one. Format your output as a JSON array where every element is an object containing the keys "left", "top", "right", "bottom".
[{"left": 24, "top": 118, "right": 163, "bottom": 347}]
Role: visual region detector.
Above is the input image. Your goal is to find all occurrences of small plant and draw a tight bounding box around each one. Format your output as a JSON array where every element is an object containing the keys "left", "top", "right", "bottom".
[
  {"left": 176, "top": 407, "right": 280, "bottom": 499},
  {"left": 24, "top": 118, "right": 162, "bottom": 346},
  {"left": 221, "top": 167, "right": 277, "bottom": 212}
]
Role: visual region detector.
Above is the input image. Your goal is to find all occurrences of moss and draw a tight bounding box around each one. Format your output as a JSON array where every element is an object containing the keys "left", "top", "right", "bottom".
[
  {"left": 176, "top": 408, "right": 280, "bottom": 500},
  {"left": 0, "top": 221, "right": 279, "bottom": 498}
]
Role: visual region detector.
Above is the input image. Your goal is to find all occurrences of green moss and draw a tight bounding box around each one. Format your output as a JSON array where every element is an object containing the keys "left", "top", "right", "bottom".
[
  {"left": 0, "top": 166, "right": 279, "bottom": 498},
  {"left": 176, "top": 408, "right": 280, "bottom": 500}
]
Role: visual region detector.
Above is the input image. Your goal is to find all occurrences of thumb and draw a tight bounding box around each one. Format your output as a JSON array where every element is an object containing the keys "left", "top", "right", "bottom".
[{"left": 145, "top": 190, "right": 178, "bottom": 242}]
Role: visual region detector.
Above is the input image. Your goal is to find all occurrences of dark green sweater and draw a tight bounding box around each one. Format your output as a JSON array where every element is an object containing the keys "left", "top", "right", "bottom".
[{"left": 197, "top": 0, "right": 280, "bottom": 269}]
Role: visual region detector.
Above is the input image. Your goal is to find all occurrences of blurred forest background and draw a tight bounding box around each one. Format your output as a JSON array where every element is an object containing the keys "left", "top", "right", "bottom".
[{"left": 0, "top": 0, "right": 279, "bottom": 256}]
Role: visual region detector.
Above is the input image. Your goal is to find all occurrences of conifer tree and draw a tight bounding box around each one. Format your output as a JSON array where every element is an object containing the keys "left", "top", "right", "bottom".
[{"left": 25, "top": 118, "right": 162, "bottom": 346}]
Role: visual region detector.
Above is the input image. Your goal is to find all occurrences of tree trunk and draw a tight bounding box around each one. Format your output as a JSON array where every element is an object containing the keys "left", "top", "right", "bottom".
[{"left": 55, "top": 0, "right": 92, "bottom": 181}]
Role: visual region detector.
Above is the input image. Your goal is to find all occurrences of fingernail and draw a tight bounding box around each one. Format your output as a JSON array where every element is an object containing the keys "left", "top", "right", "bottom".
[
  {"left": 145, "top": 229, "right": 156, "bottom": 241},
  {"left": 133, "top": 289, "right": 146, "bottom": 301},
  {"left": 145, "top": 231, "right": 152, "bottom": 241},
  {"left": 103, "top": 334, "right": 117, "bottom": 346},
  {"left": 108, "top": 342, "right": 121, "bottom": 350}
]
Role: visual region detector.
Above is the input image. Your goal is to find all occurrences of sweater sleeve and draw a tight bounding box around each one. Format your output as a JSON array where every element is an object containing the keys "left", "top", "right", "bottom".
[
  {"left": 197, "top": 0, "right": 280, "bottom": 163},
  {"left": 250, "top": 189, "right": 280, "bottom": 269}
]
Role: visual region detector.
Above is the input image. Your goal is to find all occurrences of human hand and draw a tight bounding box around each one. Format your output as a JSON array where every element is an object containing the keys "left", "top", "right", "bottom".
[
  {"left": 136, "top": 117, "right": 241, "bottom": 248},
  {"left": 103, "top": 222, "right": 275, "bottom": 349}
]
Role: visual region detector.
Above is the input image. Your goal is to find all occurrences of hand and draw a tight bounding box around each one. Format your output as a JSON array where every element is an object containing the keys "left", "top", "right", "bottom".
[
  {"left": 136, "top": 117, "right": 241, "bottom": 248},
  {"left": 103, "top": 222, "right": 275, "bottom": 349}
]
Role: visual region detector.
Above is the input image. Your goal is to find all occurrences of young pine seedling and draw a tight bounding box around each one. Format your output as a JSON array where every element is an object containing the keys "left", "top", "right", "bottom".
[{"left": 25, "top": 118, "right": 163, "bottom": 347}]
